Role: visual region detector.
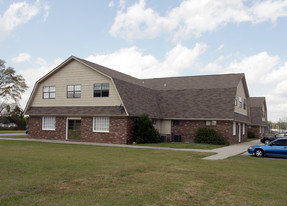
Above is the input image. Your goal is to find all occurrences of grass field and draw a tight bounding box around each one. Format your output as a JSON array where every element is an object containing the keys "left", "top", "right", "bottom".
[
  {"left": 0, "top": 130, "right": 28, "bottom": 138},
  {"left": 0, "top": 135, "right": 28, "bottom": 138},
  {"left": 0, "top": 130, "right": 26, "bottom": 134},
  {"left": 1, "top": 140, "right": 287, "bottom": 205},
  {"left": 134, "top": 142, "right": 223, "bottom": 149}
]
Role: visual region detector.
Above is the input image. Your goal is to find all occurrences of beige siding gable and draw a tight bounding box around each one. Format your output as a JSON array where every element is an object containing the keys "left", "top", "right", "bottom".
[
  {"left": 262, "top": 104, "right": 267, "bottom": 122},
  {"left": 234, "top": 79, "right": 248, "bottom": 116},
  {"left": 31, "top": 60, "right": 122, "bottom": 107}
]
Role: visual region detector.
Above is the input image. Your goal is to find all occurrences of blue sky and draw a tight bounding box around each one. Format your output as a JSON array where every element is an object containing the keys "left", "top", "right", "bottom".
[{"left": 1, "top": 0, "right": 287, "bottom": 121}]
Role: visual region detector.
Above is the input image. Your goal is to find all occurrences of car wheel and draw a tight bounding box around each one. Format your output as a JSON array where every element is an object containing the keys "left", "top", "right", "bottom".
[
  {"left": 264, "top": 140, "right": 270, "bottom": 145},
  {"left": 254, "top": 149, "right": 264, "bottom": 157}
]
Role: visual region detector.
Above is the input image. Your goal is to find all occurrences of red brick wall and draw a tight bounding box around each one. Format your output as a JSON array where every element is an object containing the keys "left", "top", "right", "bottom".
[
  {"left": 171, "top": 120, "right": 247, "bottom": 144},
  {"left": 81, "top": 117, "right": 134, "bottom": 144},
  {"left": 29, "top": 116, "right": 66, "bottom": 140},
  {"left": 29, "top": 116, "right": 135, "bottom": 144},
  {"left": 248, "top": 126, "right": 263, "bottom": 139}
]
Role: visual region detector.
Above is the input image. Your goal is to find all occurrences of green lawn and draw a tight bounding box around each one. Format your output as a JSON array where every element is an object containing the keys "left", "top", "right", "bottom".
[
  {"left": 1, "top": 140, "right": 287, "bottom": 205},
  {"left": 0, "top": 130, "right": 26, "bottom": 134},
  {"left": 134, "top": 142, "right": 223, "bottom": 150},
  {"left": 0, "top": 135, "right": 28, "bottom": 138}
]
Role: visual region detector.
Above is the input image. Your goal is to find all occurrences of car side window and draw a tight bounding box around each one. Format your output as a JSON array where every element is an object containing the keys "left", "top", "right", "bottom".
[
  {"left": 282, "top": 140, "right": 287, "bottom": 146},
  {"left": 277, "top": 133, "right": 284, "bottom": 138},
  {"left": 273, "top": 140, "right": 286, "bottom": 146}
]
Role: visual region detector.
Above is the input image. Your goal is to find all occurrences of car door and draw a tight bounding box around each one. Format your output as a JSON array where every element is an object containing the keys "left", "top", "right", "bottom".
[{"left": 265, "top": 140, "right": 287, "bottom": 156}]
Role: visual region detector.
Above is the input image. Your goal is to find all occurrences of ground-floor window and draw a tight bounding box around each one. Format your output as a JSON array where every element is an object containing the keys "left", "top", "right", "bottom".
[
  {"left": 206, "top": 120, "right": 216, "bottom": 126},
  {"left": 243, "top": 123, "right": 245, "bottom": 135},
  {"left": 42, "top": 116, "right": 56, "bottom": 130},
  {"left": 93, "top": 117, "right": 110, "bottom": 132},
  {"left": 233, "top": 122, "right": 236, "bottom": 135}
]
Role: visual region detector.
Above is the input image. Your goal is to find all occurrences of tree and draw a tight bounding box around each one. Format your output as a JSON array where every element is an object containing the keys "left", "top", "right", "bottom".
[
  {"left": 0, "top": 59, "right": 28, "bottom": 101},
  {"left": 7, "top": 105, "right": 27, "bottom": 129},
  {"left": 133, "top": 114, "right": 160, "bottom": 143}
]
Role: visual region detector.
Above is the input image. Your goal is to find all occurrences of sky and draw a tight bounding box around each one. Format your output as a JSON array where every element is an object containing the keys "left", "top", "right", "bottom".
[{"left": 0, "top": 0, "right": 287, "bottom": 122}]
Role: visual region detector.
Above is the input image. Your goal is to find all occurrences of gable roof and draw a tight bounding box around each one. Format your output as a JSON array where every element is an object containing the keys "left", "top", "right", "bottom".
[
  {"left": 249, "top": 97, "right": 267, "bottom": 126},
  {"left": 25, "top": 56, "right": 250, "bottom": 122}
]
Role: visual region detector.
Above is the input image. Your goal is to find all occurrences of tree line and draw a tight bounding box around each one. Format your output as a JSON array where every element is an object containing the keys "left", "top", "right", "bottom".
[{"left": 0, "top": 59, "right": 28, "bottom": 130}]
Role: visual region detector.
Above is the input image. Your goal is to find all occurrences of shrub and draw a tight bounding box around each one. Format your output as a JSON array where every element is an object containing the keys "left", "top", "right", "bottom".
[
  {"left": 194, "top": 127, "right": 229, "bottom": 145},
  {"left": 247, "top": 131, "right": 256, "bottom": 139},
  {"left": 133, "top": 114, "right": 160, "bottom": 144}
]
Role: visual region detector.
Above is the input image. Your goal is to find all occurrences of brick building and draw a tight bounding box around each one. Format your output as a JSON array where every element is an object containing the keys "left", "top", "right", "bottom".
[
  {"left": 24, "top": 56, "right": 266, "bottom": 144},
  {"left": 248, "top": 97, "right": 268, "bottom": 139}
]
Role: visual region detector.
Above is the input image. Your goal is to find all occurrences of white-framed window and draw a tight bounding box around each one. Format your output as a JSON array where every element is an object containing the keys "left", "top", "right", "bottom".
[
  {"left": 43, "top": 86, "right": 56, "bottom": 99},
  {"left": 206, "top": 120, "right": 216, "bottom": 126},
  {"left": 42, "top": 117, "right": 56, "bottom": 130},
  {"left": 93, "top": 117, "right": 109, "bottom": 132},
  {"left": 239, "top": 97, "right": 242, "bottom": 108},
  {"left": 233, "top": 122, "right": 236, "bottom": 135},
  {"left": 94, "top": 83, "right": 109, "bottom": 97},
  {"left": 243, "top": 123, "right": 245, "bottom": 135},
  {"left": 67, "top": 85, "right": 81, "bottom": 98}
]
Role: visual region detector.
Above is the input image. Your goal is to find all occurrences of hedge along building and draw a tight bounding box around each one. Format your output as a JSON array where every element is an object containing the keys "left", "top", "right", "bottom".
[{"left": 25, "top": 56, "right": 251, "bottom": 144}]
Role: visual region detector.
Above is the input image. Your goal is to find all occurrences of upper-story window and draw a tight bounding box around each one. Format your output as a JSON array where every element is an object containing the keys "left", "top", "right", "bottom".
[
  {"left": 239, "top": 97, "right": 242, "bottom": 108},
  {"left": 235, "top": 97, "right": 237, "bottom": 106},
  {"left": 243, "top": 99, "right": 246, "bottom": 110},
  {"left": 94, "top": 83, "right": 109, "bottom": 97},
  {"left": 43, "top": 86, "right": 56, "bottom": 99},
  {"left": 67, "top": 85, "right": 81, "bottom": 98}
]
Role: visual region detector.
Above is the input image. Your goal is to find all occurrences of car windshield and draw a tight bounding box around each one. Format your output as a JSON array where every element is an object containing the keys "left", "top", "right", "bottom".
[{"left": 276, "top": 133, "right": 284, "bottom": 137}]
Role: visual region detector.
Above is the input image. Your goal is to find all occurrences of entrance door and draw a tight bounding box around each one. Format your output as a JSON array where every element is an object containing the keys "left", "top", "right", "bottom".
[
  {"left": 238, "top": 123, "right": 241, "bottom": 142},
  {"left": 68, "top": 119, "right": 81, "bottom": 140}
]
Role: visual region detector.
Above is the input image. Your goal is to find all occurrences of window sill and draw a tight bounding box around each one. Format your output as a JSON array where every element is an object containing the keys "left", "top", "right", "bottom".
[{"left": 93, "top": 130, "right": 109, "bottom": 133}]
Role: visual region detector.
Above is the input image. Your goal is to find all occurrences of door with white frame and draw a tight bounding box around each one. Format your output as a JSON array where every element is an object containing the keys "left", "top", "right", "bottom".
[{"left": 67, "top": 118, "right": 81, "bottom": 140}]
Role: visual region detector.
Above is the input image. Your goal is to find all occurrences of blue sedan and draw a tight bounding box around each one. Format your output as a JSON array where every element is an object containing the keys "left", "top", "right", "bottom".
[{"left": 248, "top": 138, "right": 287, "bottom": 157}]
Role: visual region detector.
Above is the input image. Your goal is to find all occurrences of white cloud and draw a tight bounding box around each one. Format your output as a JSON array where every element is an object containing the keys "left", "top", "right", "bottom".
[
  {"left": 203, "top": 51, "right": 287, "bottom": 122},
  {"left": 119, "top": 0, "right": 128, "bottom": 10},
  {"left": 0, "top": 0, "right": 49, "bottom": 40},
  {"left": 12, "top": 53, "right": 31, "bottom": 63},
  {"left": 110, "top": 0, "right": 287, "bottom": 41},
  {"left": 110, "top": 0, "right": 167, "bottom": 41},
  {"left": 18, "top": 57, "right": 63, "bottom": 110},
  {"left": 217, "top": 44, "right": 224, "bottom": 51},
  {"left": 109, "top": 1, "right": 115, "bottom": 8},
  {"left": 86, "top": 43, "right": 206, "bottom": 78},
  {"left": 251, "top": 0, "right": 287, "bottom": 23}
]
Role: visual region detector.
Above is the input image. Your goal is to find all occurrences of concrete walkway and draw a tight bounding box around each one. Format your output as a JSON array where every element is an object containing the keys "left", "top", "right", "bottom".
[
  {"left": 0, "top": 137, "right": 261, "bottom": 160},
  {"left": 203, "top": 139, "right": 260, "bottom": 160}
]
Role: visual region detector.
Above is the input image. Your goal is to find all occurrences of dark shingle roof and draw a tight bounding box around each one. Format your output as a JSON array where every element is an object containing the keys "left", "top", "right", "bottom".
[
  {"left": 26, "top": 106, "right": 125, "bottom": 116},
  {"left": 249, "top": 97, "right": 267, "bottom": 126},
  {"left": 26, "top": 56, "right": 250, "bottom": 122},
  {"left": 142, "top": 73, "right": 244, "bottom": 90},
  {"left": 74, "top": 57, "right": 248, "bottom": 121},
  {"left": 157, "top": 88, "right": 236, "bottom": 119}
]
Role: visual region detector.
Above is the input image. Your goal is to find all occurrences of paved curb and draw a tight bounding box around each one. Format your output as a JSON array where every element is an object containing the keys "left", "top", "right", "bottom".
[{"left": 0, "top": 138, "right": 261, "bottom": 160}]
